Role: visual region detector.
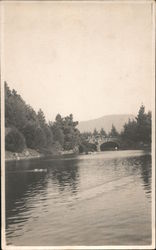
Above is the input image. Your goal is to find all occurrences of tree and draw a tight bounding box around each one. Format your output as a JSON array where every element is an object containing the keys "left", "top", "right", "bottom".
[
  {"left": 93, "top": 128, "right": 98, "bottom": 137},
  {"left": 120, "top": 119, "right": 138, "bottom": 147},
  {"left": 5, "top": 128, "right": 26, "bottom": 152},
  {"left": 55, "top": 114, "right": 62, "bottom": 124},
  {"left": 5, "top": 83, "right": 83, "bottom": 153},
  {"left": 43, "top": 125, "right": 53, "bottom": 148},
  {"left": 5, "top": 82, "right": 16, "bottom": 127},
  {"left": 136, "top": 104, "right": 145, "bottom": 125},
  {"left": 5, "top": 82, "right": 29, "bottom": 131},
  {"left": 144, "top": 111, "right": 152, "bottom": 144},
  {"left": 22, "top": 122, "right": 46, "bottom": 149},
  {"left": 80, "top": 132, "right": 92, "bottom": 140},
  {"left": 62, "top": 114, "right": 80, "bottom": 150},
  {"left": 22, "top": 122, "right": 37, "bottom": 149},
  {"left": 79, "top": 141, "right": 97, "bottom": 153},
  {"left": 100, "top": 128, "right": 107, "bottom": 137},
  {"left": 5, "top": 82, "right": 12, "bottom": 97},
  {"left": 121, "top": 105, "right": 152, "bottom": 148},
  {"left": 37, "top": 109, "right": 54, "bottom": 148},
  {"left": 26, "top": 105, "right": 38, "bottom": 123},
  {"left": 109, "top": 124, "right": 119, "bottom": 137},
  {"left": 33, "top": 127, "right": 47, "bottom": 149},
  {"left": 52, "top": 125, "right": 64, "bottom": 147},
  {"left": 136, "top": 105, "right": 151, "bottom": 144},
  {"left": 37, "top": 109, "right": 46, "bottom": 127}
]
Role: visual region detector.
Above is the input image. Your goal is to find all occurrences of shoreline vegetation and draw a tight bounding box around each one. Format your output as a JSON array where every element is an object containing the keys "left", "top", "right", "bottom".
[
  {"left": 5, "top": 148, "right": 79, "bottom": 162},
  {"left": 5, "top": 148, "right": 151, "bottom": 162},
  {"left": 4, "top": 82, "right": 151, "bottom": 162},
  {"left": 5, "top": 147, "right": 78, "bottom": 162}
]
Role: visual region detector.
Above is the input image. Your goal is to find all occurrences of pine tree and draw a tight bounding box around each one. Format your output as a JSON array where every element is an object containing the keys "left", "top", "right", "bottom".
[
  {"left": 37, "top": 109, "right": 46, "bottom": 127},
  {"left": 93, "top": 128, "right": 98, "bottom": 136},
  {"left": 100, "top": 128, "right": 107, "bottom": 137},
  {"left": 109, "top": 124, "right": 119, "bottom": 137}
]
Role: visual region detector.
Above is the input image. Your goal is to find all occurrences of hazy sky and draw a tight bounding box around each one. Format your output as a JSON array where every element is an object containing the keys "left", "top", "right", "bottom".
[{"left": 2, "top": 1, "right": 154, "bottom": 122}]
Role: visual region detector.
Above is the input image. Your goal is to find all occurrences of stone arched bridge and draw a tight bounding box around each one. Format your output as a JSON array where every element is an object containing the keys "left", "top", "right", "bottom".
[{"left": 87, "top": 135, "right": 120, "bottom": 151}]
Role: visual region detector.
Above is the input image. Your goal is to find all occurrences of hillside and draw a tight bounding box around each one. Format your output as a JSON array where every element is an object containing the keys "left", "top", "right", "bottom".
[{"left": 77, "top": 114, "right": 135, "bottom": 133}]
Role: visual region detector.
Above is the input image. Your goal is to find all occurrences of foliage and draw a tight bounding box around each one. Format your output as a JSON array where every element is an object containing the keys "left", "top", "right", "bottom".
[
  {"left": 5, "top": 82, "right": 81, "bottom": 153},
  {"left": 22, "top": 122, "right": 37, "bottom": 148},
  {"left": 5, "top": 82, "right": 152, "bottom": 153},
  {"left": 79, "top": 142, "right": 97, "bottom": 153},
  {"left": 22, "top": 122, "right": 46, "bottom": 149},
  {"left": 109, "top": 124, "right": 119, "bottom": 137},
  {"left": 37, "top": 109, "right": 46, "bottom": 127},
  {"left": 5, "top": 83, "right": 53, "bottom": 152},
  {"left": 50, "top": 113, "right": 80, "bottom": 150},
  {"left": 136, "top": 105, "right": 151, "bottom": 144},
  {"left": 80, "top": 132, "right": 92, "bottom": 140},
  {"left": 33, "top": 127, "right": 47, "bottom": 149},
  {"left": 5, "top": 83, "right": 28, "bottom": 130},
  {"left": 100, "top": 128, "right": 107, "bottom": 137},
  {"left": 120, "top": 119, "right": 137, "bottom": 146},
  {"left": 52, "top": 124, "right": 65, "bottom": 148},
  {"left": 62, "top": 114, "right": 80, "bottom": 150},
  {"left": 120, "top": 105, "right": 151, "bottom": 148},
  {"left": 5, "top": 128, "right": 26, "bottom": 153},
  {"left": 93, "top": 128, "right": 98, "bottom": 136},
  {"left": 79, "top": 132, "right": 97, "bottom": 153},
  {"left": 43, "top": 125, "right": 54, "bottom": 148}
]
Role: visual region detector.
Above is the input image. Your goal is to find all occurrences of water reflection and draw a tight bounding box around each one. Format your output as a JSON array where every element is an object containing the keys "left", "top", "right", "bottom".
[
  {"left": 6, "top": 159, "right": 48, "bottom": 230},
  {"left": 5, "top": 158, "right": 80, "bottom": 232},
  {"left": 137, "top": 155, "right": 151, "bottom": 197},
  {"left": 48, "top": 159, "right": 79, "bottom": 194},
  {"left": 5, "top": 150, "right": 152, "bottom": 246},
  {"left": 101, "top": 154, "right": 152, "bottom": 199},
  {"left": 119, "top": 154, "right": 151, "bottom": 198}
]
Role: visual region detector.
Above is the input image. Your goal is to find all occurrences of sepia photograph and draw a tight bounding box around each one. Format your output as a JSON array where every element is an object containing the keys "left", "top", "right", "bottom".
[{"left": 1, "top": 0, "right": 155, "bottom": 249}]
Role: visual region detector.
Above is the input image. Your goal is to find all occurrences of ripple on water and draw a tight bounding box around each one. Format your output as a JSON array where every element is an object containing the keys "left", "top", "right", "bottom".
[{"left": 5, "top": 150, "right": 152, "bottom": 246}]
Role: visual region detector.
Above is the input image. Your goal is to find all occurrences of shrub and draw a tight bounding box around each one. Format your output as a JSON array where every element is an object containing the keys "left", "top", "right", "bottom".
[{"left": 5, "top": 128, "right": 26, "bottom": 153}]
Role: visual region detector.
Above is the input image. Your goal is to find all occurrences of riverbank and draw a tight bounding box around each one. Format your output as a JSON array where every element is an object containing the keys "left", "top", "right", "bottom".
[
  {"left": 5, "top": 148, "right": 79, "bottom": 162},
  {"left": 5, "top": 146, "right": 151, "bottom": 162},
  {"left": 5, "top": 149, "right": 45, "bottom": 162}
]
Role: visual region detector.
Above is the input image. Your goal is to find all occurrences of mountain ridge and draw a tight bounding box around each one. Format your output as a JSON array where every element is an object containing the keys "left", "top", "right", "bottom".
[{"left": 77, "top": 114, "right": 135, "bottom": 133}]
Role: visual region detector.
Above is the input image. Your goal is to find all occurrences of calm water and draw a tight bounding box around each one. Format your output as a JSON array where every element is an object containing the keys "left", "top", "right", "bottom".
[{"left": 5, "top": 150, "right": 152, "bottom": 246}]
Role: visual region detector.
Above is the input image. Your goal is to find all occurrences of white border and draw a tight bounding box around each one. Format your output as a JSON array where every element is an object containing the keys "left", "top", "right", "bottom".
[{"left": 1, "top": 1, "right": 155, "bottom": 249}]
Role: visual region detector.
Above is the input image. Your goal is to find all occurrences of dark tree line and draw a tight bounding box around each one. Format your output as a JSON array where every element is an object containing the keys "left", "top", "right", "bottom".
[
  {"left": 5, "top": 82, "right": 80, "bottom": 153},
  {"left": 79, "top": 105, "right": 151, "bottom": 152},
  {"left": 5, "top": 82, "right": 151, "bottom": 154},
  {"left": 92, "top": 125, "right": 119, "bottom": 138},
  {"left": 120, "top": 105, "right": 151, "bottom": 149}
]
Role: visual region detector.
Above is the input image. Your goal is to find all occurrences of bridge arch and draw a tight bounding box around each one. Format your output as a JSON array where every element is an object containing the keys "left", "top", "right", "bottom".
[{"left": 87, "top": 135, "right": 121, "bottom": 152}]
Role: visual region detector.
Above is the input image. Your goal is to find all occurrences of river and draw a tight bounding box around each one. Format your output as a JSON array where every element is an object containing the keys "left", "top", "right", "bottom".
[{"left": 5, "top": 150, "right": 152, "bottom": 246}]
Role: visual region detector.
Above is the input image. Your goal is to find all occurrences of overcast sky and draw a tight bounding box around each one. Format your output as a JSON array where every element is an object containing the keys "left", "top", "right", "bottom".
[{"left": 2, "top": 1, "right": 154, "bottom": 122}]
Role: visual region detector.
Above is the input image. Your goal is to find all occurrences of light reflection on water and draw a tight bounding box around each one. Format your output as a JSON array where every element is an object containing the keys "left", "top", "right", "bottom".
[{"left": 5, "top": 150, "right": 151, "bottom": 246}]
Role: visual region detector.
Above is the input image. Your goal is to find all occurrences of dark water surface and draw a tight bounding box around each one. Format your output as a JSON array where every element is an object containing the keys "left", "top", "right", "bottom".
[{"left": 5, "top": 150, "right": 152, "bottom": 246}]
